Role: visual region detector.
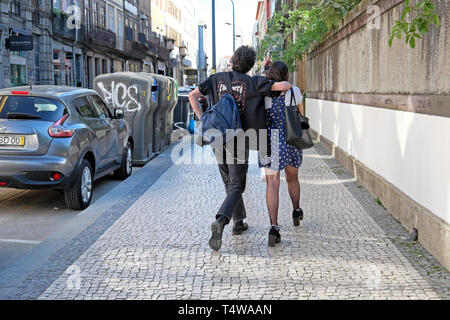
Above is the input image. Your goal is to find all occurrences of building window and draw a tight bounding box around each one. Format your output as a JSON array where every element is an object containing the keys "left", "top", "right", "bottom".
[
  {"left": 53, "top": 50, "right": 61, "bottom": 85},
  {"left": 95, "top": 58, "right": 100, "bottom": 76},
  {"left": 100, "top": 5, "right": 106, "bottom": 28},
  {"left": 108, "top": 5, "right": 115, "bottom": 32},
  {"left": 34, "top": 35, "right": 41, "bottom": 84},
  {"left": 102, "top": 59, "right": 107, "bottom": 74},
  {"left": 141, "top": 16, "right": 149, "bottom": 38},
  {"left": 75, "top": 55, "right": 82, "bottom": 86},
  {"left": 10, "top": 0, "right": 21, "bottom": 16},
  {"left": 53, "top": 0, "right": 72, "bottom": 12},
  {"left": 65, "top": 63, "right": 72, "bottom": 86},
  {"left": 84, "top": 0, "right": 91, "bottom": 26},
  {"left": 10, "top": 64, "right": 27, "bottom": 87},
  {"left": 93, "top": 2, "right": 98, "bottom": 25},
  {"left": 54, "top": 64, "right": 60, "bottom": 85}
]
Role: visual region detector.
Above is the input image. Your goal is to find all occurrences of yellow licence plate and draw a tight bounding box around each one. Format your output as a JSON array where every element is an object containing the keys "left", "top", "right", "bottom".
[{"left": 0, "top": 135, "right": 25, "bottom": 146}]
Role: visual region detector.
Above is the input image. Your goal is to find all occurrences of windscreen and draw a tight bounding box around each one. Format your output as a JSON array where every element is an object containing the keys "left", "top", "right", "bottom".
[{"left": 0, "top": 96, "right": 67, "bottom": 122}]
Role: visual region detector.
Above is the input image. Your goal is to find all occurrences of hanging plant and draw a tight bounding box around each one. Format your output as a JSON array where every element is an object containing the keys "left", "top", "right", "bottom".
[
  {"left": 257, "top": 1, "right": 360, "bottom": 71},
  {"left": 389, "top": 0, "right": 440, "bottom": 48},
  {"left": 258, "top": 0, "right": 441, "bottom": 70}
]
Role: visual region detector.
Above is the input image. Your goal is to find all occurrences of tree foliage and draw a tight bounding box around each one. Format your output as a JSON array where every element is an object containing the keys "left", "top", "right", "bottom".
[
  {"left": 257, "top": 0, "right": 440, "bottom": 71},
  {"left": 389, "top": 0, "right": 440, "bottom": 48}
]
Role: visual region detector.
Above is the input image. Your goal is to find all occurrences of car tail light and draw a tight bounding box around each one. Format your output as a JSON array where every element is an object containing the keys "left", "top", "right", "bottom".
[
  {"left": 11, "top": 91, "right": 29, "bottom": 95},
  {"left": 50, "top": 173, "right": 63, "bottom": 181},
  {"left": 48, "top": 114, "right": 75, "bottom": 138}
]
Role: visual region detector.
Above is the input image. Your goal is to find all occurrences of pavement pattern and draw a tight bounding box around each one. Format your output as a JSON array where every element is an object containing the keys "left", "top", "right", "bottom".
[{"left": 32, "top": 139, "right": 450, "bottom": 300}]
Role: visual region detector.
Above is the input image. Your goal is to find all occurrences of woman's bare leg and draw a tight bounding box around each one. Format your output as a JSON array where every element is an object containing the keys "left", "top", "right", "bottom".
[
  {"left": 285, "top": 165, "right": 300, "bottom": 210},
  {"left": 265, "top": 169, "right": 281, "bottom": 226}
]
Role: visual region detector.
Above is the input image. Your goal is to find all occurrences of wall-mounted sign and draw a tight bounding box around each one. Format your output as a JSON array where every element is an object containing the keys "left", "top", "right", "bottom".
[{"left": 7, "top": 35, "right": 33, "bottom": 52}]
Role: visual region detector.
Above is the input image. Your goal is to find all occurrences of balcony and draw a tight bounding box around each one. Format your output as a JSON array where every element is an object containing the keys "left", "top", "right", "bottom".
[
  {"left": 158, "top": 44, "right": 170, "bottom": 61},
  {"left": 147, "top": 33, "right": 158, "bottom": 56},
  {"left": 53, "top": 13, "right": 77, "bottom": 40},
  {"left": 124, "top": 39, "right": 148, "bottom": 59},
  {"left": 84, "top": 25, "right": 116, "bottom": 50}
]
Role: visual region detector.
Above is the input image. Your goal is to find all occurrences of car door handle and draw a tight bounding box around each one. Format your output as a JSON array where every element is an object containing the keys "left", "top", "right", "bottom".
[{"left": 102, "top": 119, "right": 112, "bottom": 132}]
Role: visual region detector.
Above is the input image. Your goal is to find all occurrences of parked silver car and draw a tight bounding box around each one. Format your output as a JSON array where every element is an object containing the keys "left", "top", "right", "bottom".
[{"left": 0, "top": 86, "right": 133, "bottom": 210}]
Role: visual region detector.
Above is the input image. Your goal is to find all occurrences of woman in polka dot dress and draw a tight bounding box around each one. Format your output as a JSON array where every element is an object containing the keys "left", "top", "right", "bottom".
[{"left": 258, "top": 61, "right": 306, "bottom": 247}]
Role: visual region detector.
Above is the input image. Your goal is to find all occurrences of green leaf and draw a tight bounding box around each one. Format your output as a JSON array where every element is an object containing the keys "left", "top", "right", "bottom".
[
  {"left": 409, "top": 36, "right": 415, "bottom": 48},
  {"left": 434, "top": 14, "right": 440, "bottom": 27},
  {"left": 400, "top": 21, "right": 409, "bottom": 32},
  {"left": 401, "top": 6, "right": 411, "bottom": 20},
  {"left": 424, "top": 1, "right": 435, "bottom": 10}
]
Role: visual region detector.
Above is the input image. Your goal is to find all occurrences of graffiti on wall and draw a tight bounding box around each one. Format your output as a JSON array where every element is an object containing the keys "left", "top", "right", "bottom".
[{"left": 96, "top": 81, "right": 142, "bottom": 113}]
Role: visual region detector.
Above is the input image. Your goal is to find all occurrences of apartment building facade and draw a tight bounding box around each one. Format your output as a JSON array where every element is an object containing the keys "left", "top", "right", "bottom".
[
  {"left": 0, "top": 0, "right": 53, "bottom": 88},
  {"left": 0, "top": 0, "right": 177, "bottom": 89}
]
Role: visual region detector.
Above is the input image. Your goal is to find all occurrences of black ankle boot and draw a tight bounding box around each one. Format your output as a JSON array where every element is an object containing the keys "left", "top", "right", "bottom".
[
  {"left": 232, "top": 220, "right": 249, "bottom": 235},
  {"left": 293, "top": 208, "right": 304, "bottom": 226},
  {"left": 268, "top": 226, "right": 281, "bottom": 247},
  {"left": 209, "top": 216, "right": 228, "bottom": 251}
]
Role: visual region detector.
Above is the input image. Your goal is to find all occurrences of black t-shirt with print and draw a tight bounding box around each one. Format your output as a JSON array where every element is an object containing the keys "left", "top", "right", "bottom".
[{"left": 198, "top": 71, "right": 274, "bottom": 132}]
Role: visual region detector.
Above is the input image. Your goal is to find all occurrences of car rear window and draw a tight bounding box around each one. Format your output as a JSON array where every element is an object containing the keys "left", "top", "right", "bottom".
[{"left": 0, "top": 95, "right": 68, "bottom": 122}]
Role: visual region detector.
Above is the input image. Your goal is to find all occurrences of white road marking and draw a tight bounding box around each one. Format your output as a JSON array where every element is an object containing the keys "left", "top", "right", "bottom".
[{"left": 0, "top": 238, "right": 41, "bottom": 245}]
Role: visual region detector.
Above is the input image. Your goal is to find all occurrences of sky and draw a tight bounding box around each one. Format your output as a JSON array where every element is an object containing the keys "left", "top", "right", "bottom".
[{"left": 194, "top": 0, "right": 261, "bottom": 70}]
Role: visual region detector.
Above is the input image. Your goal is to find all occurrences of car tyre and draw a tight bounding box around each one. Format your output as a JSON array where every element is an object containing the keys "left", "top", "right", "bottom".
[
  {"left": 114, "top": 141, "right": 133, "bottom": 180},
  {"left": 64, "top": 159, "right": 93, "bottom": 210}
]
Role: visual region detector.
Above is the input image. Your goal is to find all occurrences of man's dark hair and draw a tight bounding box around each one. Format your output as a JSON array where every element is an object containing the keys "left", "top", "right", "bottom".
[{"left": 231, "top": 46, "right": 256, "bottom": 74}]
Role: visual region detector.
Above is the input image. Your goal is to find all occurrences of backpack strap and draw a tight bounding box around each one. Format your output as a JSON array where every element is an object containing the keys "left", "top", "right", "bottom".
[{"left": 225, "top": 72, "right": 233, "bottom": 96}]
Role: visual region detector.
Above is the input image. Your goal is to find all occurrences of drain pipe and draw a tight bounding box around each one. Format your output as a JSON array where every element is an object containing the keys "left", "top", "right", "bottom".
[{"left": 72, "top": 24, "right": 78, "bottom": 87}]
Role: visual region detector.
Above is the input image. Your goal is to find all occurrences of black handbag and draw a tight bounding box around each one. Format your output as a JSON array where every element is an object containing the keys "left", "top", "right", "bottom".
[{"left": 284, "top": 88, "right": 314, "bottom": 150}]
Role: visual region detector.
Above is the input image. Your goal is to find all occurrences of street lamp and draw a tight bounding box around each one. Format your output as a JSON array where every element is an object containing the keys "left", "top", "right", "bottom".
[
  {"left": 235, "top": 34, "right": 244, "bottom": 47},
  {"left": 212, "top": 0, "right": 216, "bottom": 74},
  {"left": 225, "top": 21, "right": 244, "bottom": 50},
  {"left": 229, "top": 0, "right": 236, "bottom": 52}
]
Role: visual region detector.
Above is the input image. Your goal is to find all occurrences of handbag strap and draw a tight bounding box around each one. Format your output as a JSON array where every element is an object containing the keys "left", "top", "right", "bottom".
[{"left": 290, "top": 87, "right": 297, "bottom": 107}]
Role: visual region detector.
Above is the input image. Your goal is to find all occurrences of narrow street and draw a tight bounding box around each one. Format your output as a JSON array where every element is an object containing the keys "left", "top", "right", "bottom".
[
  {"left": 0, "top": 173, "right": 146, "bottom": 273},
  {"left": 1, "top": 139, "right": 448, "bottom": 300}
]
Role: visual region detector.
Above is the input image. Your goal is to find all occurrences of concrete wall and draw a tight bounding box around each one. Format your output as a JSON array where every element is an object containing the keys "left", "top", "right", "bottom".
[
  {"left": 307, "top": 0, "right": 450, "bottom": 95},
  {"left": 305, "top": 0, "right": 450, "bottom": 270}
]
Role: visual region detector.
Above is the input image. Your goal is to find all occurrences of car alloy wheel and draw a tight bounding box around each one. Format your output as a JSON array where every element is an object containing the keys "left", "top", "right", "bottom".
[
  {"left": 126, "top": 147, "right": 132, "bottom": 175},
  {"left": 81, "top": 166, "right": 92, "bottom": 204}
]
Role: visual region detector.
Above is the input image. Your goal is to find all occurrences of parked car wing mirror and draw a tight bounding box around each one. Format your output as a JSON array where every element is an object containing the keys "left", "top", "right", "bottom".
[{"left": 114, "top": 109, "right": 124, "bottom": 119}]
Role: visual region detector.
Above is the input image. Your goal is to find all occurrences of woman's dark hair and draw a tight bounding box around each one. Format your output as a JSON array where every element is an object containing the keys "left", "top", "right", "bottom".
[
  {"left": 267, "top": 61, "right": 289, "bottom": 82},
  {"left": 231, "top": 46, "right": 257, "bottom": 74}
]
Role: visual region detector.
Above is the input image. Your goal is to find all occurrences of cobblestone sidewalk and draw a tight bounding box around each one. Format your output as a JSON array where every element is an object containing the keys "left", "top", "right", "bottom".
[{"left": 38, "top": 140, "right": 450, "bottom": 300}]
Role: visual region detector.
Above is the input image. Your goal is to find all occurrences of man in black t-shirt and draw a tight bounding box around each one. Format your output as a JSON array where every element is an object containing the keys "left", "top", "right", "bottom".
[{"left": 188, "top": 46, "right": 291, "bottom": 251}]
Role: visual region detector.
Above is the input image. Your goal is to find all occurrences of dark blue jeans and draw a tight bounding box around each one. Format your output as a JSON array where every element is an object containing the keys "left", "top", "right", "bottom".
[{"left": 214, "top": 145, "right": 249, "bottom": 224}]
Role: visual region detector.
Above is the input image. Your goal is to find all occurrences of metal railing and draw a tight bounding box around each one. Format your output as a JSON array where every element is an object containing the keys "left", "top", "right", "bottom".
[
  {"left": 52, "top": 13, "right": 76, "bottom": 40},
  {"left": 124, "top": 39, "right": 148, "bottom": 59},
  {"left": 84, "top": 25, "right": 116, "bottom": 49}
]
